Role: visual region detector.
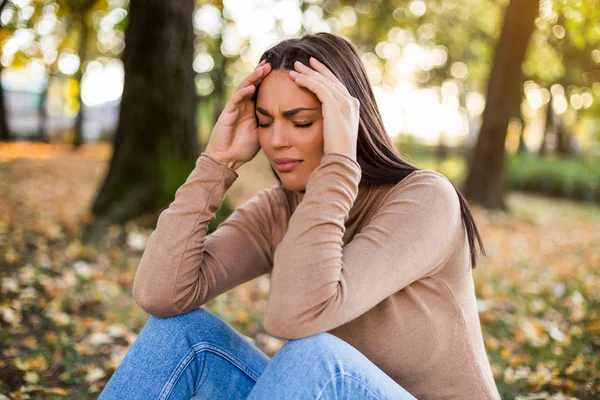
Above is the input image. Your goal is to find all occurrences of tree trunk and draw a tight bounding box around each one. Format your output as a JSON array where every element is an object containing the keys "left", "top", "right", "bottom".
[
  {"left": 85, "top": 0, "right": 199, "bottom": 241},
  {"left": 73, "top": 17, "right": 90, "bottom": 149},
  {"left": 539, "top": 92, "right": 553, "bottom": 157},
  {"left": 0, "top": 0, "right": 9, "bottom": 142},
  {"left": 0, "top": 66, "right": 11, "bottom": 142},
  {"left": 37, "top": 79, "right": 50, "bottom": 143},
  {"left": 463, "top": 0, "right": 539, "bottom": 209},
  {"left": 515, "top": 100, "right": 527, "bottom": 154},
  {"left": 211, "top": 51, "right": 226, "bottom": 136},
  {"left": 555, "top": 111, "right": 578, "bottom": 157}
]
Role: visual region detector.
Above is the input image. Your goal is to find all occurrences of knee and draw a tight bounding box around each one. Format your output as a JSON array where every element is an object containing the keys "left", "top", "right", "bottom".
[
  {"left": 274, "top": 332, "right": 344, "bottom": 363},
  {"left": 143, "top": 307, "right": 231, "bottom": 344},
  {"left": 257, "top": 333, "right": 349, "bottom": 389},
  {"left": 280, "top": 332, "right": 341, "bottom": 351}
]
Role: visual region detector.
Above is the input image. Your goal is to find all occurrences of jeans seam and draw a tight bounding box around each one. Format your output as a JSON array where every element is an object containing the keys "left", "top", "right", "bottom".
[
  {"left": 315, "top": 372, "right": 384, "bottom": 400},
  {"left": 193, "top": 343, "right": 207, "bottom": 395},
  {"left": 158, "top": 342, "right": 263, "bottom": 399},
  {"left": 158, "top": 347, "right": 197, "bottom": 400}
]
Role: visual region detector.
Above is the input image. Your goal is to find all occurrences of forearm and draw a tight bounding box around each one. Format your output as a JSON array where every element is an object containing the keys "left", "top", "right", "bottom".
[
  {"left": 264, "top": 153, "right": 361, "bottom": 337},
  {"left": 132, "top": 153, "right": 239, "bottom": 317}
]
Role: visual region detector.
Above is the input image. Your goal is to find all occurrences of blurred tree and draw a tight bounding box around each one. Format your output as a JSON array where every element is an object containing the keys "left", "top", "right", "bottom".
[
  {"left": 524, "top": 2, "right": 600, "bottom": 158},
  {"left": 66, "top": 0, "right": 96, "bottom": 148},
  {"left": 515, "top": 102, "right": 527, "bottom": 155},
  {"left": 539, "top": 91, "right": 552, "bottom": 157},
  {"left": 325, "top": 0, "right": 598, "bottom": 189},
  {"left": 2, "top": 0, "right": 118, "bottom": 144},
  {"left": 86, "top": 0, "right": 199, "bottom": 240},
  {"left": 0, "top": 63, "right": 8, "bottom": 142},
  {"left": 0, "top": 0, "right": 13, "bottom": 142},
  {"left": 29, "top": 1, "right": 67, "bottom": 143},
  {"left": 463, "top": 0, "right": 539, "bottom": 209}
]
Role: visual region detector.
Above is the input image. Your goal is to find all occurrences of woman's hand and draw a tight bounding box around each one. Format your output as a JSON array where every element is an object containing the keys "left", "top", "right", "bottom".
[
  {"left": 204, "top": 59, "right": 272, "bottom": 170},
  {"left": 288, "top": 57, "right": 359, "bottom": 162}
]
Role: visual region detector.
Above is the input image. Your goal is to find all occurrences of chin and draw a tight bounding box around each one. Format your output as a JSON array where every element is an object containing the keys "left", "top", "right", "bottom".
[{"left": 281, "top": 179, "right": 306, "bottom": 192}]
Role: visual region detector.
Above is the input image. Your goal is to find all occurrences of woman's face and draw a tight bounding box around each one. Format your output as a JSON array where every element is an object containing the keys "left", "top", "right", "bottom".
[{"left": 256, "top": 69, "right": 324, "bottom": 192}]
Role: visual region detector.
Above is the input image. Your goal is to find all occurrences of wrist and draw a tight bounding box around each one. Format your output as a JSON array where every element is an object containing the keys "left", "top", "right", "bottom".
[
  {"left": 324, "top": 150, "right": 357, "bottom": 162},
  {"left": 202, "top": 152, "right": 241, "bottom": 171}
]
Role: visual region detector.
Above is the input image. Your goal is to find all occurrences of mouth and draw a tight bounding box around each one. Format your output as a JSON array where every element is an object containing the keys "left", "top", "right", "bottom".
[{"left": 274, "top": 160, "right": 303, "bottom": 172}]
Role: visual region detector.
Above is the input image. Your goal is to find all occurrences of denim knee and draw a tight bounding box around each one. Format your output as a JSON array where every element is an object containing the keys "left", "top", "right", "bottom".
[
  {"left": 142, "top": 307, "right": 231, "bottom": 344},
  {"left": 275, "top": 332, "right": 342, "bottom": 359}
]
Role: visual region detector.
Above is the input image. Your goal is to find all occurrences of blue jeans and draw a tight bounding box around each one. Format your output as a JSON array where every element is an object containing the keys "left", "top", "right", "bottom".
[{"left": 98, "top": 308, "right": 417, "bottom": 399}]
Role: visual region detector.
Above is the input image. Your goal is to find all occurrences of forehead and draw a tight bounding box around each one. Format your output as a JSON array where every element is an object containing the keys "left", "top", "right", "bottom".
[{"left": 256, "top": 70, "right": 319, "bottom": 110}]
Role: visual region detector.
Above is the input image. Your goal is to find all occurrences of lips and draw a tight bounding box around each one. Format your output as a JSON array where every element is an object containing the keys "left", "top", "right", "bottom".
[{"left": 274, "top": 160, "right": 302, "bottom": 172}]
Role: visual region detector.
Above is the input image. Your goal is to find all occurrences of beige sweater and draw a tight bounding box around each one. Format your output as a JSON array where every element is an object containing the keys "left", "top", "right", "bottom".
[{"left": 133, "top": 152, "right": 501, "bottom": 400}]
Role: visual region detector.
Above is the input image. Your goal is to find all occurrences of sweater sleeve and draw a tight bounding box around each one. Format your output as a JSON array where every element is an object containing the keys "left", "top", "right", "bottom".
[
  {"left": 263, "top": 153, "right": 463, "bottom": 339},
  {"left": 133, "top": 152, "right": 274, "bottom": 318}
]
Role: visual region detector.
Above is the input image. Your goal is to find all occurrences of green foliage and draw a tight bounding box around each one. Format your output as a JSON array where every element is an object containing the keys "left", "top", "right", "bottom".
[
  {"left": 507, "top": 153, "right": 600, "bottom": 204},
  {"left": 400, "top": 144, "right": 600, "bottom": 204},
  {"left": 154, "top": 138, "right": 236, "bottom": 232},
  {"left": 155, "top": 137, "right": 197, "bottom": 208}
]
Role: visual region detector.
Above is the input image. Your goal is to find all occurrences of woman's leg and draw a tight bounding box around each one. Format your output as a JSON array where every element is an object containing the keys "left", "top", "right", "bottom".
[
  {"left": 246, "top": 332, "right": 418, "bottom": 400},
  {"left": 98, "top": 308, "right": 270, "bottom": 400}
]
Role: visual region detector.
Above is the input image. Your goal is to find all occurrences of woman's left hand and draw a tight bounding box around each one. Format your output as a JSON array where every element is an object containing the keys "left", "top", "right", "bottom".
[{"left": 289, "top": 57, "right": 360, "bottom": 162}]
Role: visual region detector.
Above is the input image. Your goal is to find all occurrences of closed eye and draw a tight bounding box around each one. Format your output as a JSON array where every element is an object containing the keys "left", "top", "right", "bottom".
[{"left": 257, "top": 122, "right": 313, "bottom": 128}]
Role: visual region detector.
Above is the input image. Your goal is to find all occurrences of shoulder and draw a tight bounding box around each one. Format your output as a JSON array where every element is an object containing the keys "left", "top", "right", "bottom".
[
  {"left": 378, "top": 170, "right": 464, "bottom": 261},
  {"left": 382, "top": 169, "right": 460, "bottom": 215},
  {"left": 393, "top": 168, "right": 456, "bottom": 193}
]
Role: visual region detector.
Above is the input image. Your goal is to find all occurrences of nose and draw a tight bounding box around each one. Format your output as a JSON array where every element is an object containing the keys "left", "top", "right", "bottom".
[{"left": 269, "top": 122, "right": 292, "bottom": 148}]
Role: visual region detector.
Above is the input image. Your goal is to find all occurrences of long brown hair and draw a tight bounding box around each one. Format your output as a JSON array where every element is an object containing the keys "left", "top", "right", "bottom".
[{"left": 251, "top": 32, "right": 486, "bottom": 269}]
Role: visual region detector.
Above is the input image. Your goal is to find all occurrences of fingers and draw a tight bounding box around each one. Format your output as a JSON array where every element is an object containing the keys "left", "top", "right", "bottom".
[
  {"left": 293, "top": 58, "right": 350, "bottom": 96},
  {"left": 235, "top": 62, "right": 271, "bottom": 92},
  {"left": 222, "top": 59, "right": 271, "bottom": 116},
  {"left": 308, "top": 57, "right": 348, "bottom": 92},
  {"left": 225, "top": 60, "right": 271, "bottom": 112},
  {"left": 290, "top": 66, "right": 348, "bottom": 105},
  {"left": 289, "top": 71, "right": 337, "bottom": 107},
  {"left": 224, "top": 85, "right": 255, "bottom": 112}
]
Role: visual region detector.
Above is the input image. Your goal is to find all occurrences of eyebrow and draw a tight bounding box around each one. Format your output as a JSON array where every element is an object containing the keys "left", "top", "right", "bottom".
[{"left": 256, "top": 107, "right": 318, "bottom": 118}]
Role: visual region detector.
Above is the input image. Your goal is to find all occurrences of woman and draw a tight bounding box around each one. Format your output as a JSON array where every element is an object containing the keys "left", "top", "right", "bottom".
[{"left": 99, "top": 32, "right": 501, "bottom": 399}]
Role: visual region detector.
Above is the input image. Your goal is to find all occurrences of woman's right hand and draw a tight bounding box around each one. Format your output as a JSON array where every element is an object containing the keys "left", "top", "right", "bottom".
[{"left": 204, "top": 59, "right": 272, "bottom": 170}]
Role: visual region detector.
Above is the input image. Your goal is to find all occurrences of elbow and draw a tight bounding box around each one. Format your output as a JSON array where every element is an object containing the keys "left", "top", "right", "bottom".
[
  {"left": 263, "top": 312, "right": 310, "bottom": 340},
  {"left": 264, "top": 315, "right": 296, "bottom": 340},
  {"left": 133, "top": 282, "right": 179, "bottom": 318},
  {"left": 263, "top": 295, "right": 329, "bottom": 340}
]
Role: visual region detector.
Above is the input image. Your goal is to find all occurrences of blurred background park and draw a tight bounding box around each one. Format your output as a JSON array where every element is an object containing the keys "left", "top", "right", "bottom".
[{"left": 0, "top": 0, "right": 599, "bottom": 398}]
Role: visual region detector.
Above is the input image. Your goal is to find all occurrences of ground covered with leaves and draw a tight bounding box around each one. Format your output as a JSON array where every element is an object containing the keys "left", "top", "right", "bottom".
[{"left": 0, "top": 143, "right": 598, "bottom": 399}]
